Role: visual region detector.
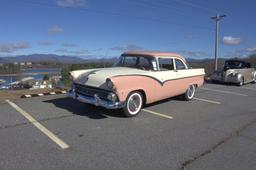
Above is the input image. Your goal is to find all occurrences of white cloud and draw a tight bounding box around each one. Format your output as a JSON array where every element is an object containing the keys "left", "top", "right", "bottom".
[
  {"left": 48, "top": 25, "right": 64, "bottom": 35},
  {"left": 177, "top": 50, "right": 210, "bottom": 58},
  {"left": 111, "top": 44, "right": 144, "bottom": 51},
  {"left": 74, "top": 49, "right": 87, "bottom": 54},
  {"left": 246, "top": 47, "right": 256, "bottom": 52},
  {"left": 39, "top": 41, "right": 53, "bottom": 46},
  {"left": 55, "top": 49, "right": 68, "bottom": 53},
  {"left": 224, "top": 47, "right": 256, "bottom": 58},
  {"left": 55, "top": 48, "right": 88, "bottom": 55},
  {"left": 0, "top": 42, "right": 29, "bottom": 53},
  {"left": 222, "top": 36, "right": 241, "bottom": 45},
  {"left": 56, "top": 0, "right": 86, "bottom": 7},
  {"left": 62, "top": 43, "right": 77, "bottom": 47}
]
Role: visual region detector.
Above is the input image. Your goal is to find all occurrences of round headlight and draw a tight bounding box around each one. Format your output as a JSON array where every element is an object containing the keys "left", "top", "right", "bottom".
[
  {"left": 107, "top": 93, "right": 117, "bottom": 102},
  {"left": 237, "top": 73, "right": 242, "bottom": 79},
  {"left": 106, "top": 79, "right": 114, "bottom": 89}
]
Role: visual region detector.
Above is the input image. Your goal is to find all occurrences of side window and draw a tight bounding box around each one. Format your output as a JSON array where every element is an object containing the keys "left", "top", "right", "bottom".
[
  {"left": 123, "top": 57, "right": 137, "bottom": 67},
  {"left": 245, "top": 63, "right": 251, "bottom": 68},
  {"left": 175, "top": 59, "right": 186, "bottom": 70},
  {"left": 139, "top": 57, "right": 151, "bottom": 70},
  {"left": 158, "top": 58, "right": 174, "bottom": 71}
]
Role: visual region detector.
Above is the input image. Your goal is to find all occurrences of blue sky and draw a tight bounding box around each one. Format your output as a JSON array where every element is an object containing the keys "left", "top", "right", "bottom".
[{"left": 0, "top": 0, "right": 256, "bottom": 59}]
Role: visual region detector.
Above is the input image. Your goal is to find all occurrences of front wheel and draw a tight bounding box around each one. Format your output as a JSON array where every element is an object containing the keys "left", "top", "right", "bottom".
[
  {"left": 123, "top": 91, "right": 143, "bottom": 117},
  {"left": 238, "top": 77, "right": 244, "bottom": 86},
  {"left": 183, "top": 85, "right": 196, "bottom": 101},
  {"left": 252, "top": 74, "right": 256, "bottom": 84}
]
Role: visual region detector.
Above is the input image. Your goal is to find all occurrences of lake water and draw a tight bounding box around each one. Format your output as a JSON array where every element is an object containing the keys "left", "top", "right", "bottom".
[{"left": 0, "top": 69, "right": 61, "bottom": 86}]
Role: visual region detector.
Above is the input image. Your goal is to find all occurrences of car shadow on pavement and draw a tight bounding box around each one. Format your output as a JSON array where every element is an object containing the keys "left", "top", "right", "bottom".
[
  {"left": 44, "top": 97, "right": 126, "bottom": 119},
  {"left": 205, "top": 80, "right": 244, "bottom": 87},
  {"left": 144, "top": 95, "right": 185, "bottom": 108}
]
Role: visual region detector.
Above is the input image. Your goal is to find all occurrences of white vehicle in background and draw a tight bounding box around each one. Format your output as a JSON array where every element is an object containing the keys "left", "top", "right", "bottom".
[
  {"left": 0, "top": 85, "right": 9, "bottom": 90},
  {"left": 211, "top": 60, "right": 256, "bottom": 86},
  {"left": 0, "top": 79, "right": 5, "bottom": 85}
]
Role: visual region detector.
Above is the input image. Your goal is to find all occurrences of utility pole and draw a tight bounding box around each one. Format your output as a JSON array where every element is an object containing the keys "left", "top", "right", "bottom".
[{"left": 211, "top": 14, "right": 226, "bottom": 71}]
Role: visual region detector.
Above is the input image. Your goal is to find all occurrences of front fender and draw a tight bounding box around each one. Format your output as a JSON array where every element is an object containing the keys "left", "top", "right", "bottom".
[
  {"left": 70, "top": 69, "right": 96, "bottom": 80},
  {"left": 110, "top": 76, "right": 157, "bottom": 104}
]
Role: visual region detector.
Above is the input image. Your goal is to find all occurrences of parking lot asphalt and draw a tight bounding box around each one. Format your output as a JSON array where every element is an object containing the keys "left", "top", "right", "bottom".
[{"left": 0, "top": 83, "right": 256, "bottom": 170}]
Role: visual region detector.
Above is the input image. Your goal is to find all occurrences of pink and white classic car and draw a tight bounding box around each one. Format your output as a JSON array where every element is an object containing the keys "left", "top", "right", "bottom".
[{"left": 68, "top": 51, "right": 205, "bottom": 117}]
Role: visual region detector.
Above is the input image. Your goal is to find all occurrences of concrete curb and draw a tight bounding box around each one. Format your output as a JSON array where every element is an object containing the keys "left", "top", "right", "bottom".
[{"left": 21, "top": 91, "right": 67, "bottom": 98}]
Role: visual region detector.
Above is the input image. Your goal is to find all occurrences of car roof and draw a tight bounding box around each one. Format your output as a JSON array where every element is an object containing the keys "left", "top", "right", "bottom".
[
  {"left": 122, "top": 51, "right": 186, "bottom": 61},
  {"left": 225, "top": 59, "right": 247, "bottom": 63}
]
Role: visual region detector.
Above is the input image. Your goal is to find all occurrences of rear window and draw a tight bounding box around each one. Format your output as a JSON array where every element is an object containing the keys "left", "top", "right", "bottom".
[
  {"left": 175, "top": 59, "right": 187, "bottom": 70},
  {"left": 158, "top": 58, "right": 174, "bottom": 71}
]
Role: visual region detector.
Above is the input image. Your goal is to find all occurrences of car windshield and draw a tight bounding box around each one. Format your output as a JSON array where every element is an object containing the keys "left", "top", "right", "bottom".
[
  {"left": 114, "top": 55, "right": 157, "bottom": 71},
  {"left": 224, "top": 61, "right": 250, "bottom": 69}
]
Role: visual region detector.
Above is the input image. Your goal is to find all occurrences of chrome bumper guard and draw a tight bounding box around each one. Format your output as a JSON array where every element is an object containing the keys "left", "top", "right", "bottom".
[{"left": 67, "top": 90, "right": 124, "bottom": 109}]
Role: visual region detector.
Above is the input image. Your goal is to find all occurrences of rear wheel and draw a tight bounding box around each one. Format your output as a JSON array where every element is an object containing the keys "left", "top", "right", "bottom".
[
  {"left": 183, "top": 85, "right": 196, "bottom": 101},
  {"left": 123, "top": 91, "right": 143, "bottom": 117}
]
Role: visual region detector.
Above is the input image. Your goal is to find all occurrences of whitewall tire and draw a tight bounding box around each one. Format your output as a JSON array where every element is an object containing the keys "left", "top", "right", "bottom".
[
  {"left": 123, "top": 92, "right": 143, "bottom": 117},
  {"left": 184, "top": 85, "right": 196, "bottom": 101}
]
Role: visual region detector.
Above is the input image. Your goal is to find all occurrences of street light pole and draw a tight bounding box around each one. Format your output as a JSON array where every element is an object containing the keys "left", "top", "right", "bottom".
[{"left": 211, "top": 14, "right": 226, "bottom": 71}]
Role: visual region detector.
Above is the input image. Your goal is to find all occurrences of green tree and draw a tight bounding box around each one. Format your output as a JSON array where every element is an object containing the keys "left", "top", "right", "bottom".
[
  {"left": 60, "top": 68, "right": 71, "bottom": 85},
  {"left": 70, "top": 64, "right": 80, "bottom": 71},
  {"left": 43, "top": 74, "right": 49, "bottom": 80}
]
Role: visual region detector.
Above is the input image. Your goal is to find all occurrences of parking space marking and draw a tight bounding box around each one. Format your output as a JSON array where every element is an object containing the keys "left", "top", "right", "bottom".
[
  {"left": 194, "top": 97, "right": 221, "bottom": 105},
  {"left": 200, "top": 87, "right": 248, "bottom": 97},
  {"left": 6, "top": 100, "right": 70, "bottom": 149},
  {"left": 142, "top": 109, "right": 174, "bottom": 120}
]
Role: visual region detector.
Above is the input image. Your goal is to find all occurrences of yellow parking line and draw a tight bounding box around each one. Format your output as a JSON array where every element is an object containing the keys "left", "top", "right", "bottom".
[
  {"left": 201, "top": 87, "right": 248, "bottom": 97},
  {"left": 194, "top": 97, "right": 221, "bottom": 105},
  {"left": 6, "top": 100, "right": 70, "bottom": 149},
  {"left": 142, "top": 109, "right": 174, "bottom": 119}
]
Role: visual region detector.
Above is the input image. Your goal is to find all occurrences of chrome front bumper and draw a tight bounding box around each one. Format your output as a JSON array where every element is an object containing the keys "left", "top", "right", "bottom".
[
  {"left": 211, "top": 73, "right": 241, "bottom": 84},
  {"left": 67, "top": 90, "right": 124, "bottom": 109},
  {"left": 225, "top": 76, "right": 241, "bottom": 83}
]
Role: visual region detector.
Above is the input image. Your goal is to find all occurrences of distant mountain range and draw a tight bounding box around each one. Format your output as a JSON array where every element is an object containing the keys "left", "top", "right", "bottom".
[
  {"left": 0, "top": 54, "right": 118, "bottom": 64},
  {"left": 0, "top": 53, "right": 255, "bottom": 64}
]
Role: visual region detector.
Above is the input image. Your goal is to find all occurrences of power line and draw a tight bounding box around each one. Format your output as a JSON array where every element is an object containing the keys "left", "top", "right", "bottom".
[
  {"left": 122, "top": 0, "right": 211, "bottom": 19},
  {"left": 7, "top": 0, "right": 212, "bottom": 31},
  {"left": 121, "top": 0, "right": 188, "bottom": 17},
  {"left": 170, "top": 0, "right": 217, "bottom": 14}
]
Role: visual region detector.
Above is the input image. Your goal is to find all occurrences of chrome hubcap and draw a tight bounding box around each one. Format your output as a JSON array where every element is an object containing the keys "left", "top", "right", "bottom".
[
  {"left": 127, "top": 93, "right": 142, "bottom": 115},
  {"left": 188, "top": 85, "right": 195, "bottom": 99}
]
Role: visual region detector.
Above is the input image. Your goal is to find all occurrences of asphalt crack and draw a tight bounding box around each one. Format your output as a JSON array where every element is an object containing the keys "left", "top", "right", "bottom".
[
  {"left": 180, "top": 118, "right": 256, "bottom": 170},
  {"left": 0, "top": 114, "right": 74, "bottom": 131}
]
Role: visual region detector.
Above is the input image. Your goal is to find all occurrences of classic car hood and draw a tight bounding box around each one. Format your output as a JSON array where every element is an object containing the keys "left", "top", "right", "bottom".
[{"left": 73, "top": 67, "right": 148, "bottom": 88}]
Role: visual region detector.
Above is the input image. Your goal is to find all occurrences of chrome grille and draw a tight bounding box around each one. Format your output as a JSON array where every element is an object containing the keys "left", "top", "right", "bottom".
[{"left": 74, "top": 83, "right": 110, "bottom": 100}]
